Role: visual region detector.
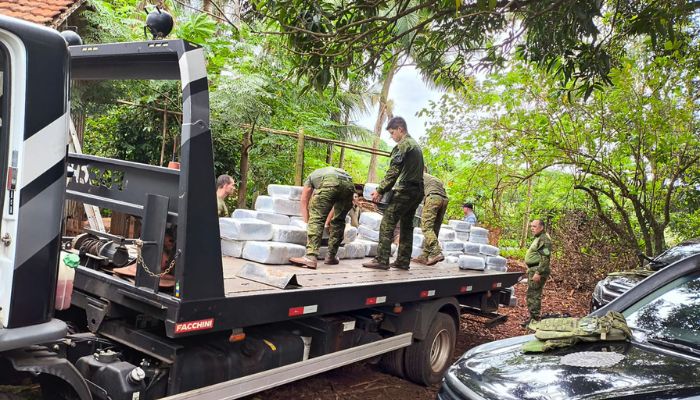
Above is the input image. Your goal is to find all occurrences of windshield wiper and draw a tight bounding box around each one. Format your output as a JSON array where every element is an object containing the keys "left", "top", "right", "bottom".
[{"left": 647, "top": 337, "right": 700, "bottom": 357}]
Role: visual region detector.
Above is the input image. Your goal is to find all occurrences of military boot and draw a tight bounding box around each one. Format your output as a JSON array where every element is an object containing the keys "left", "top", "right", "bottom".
[
  {"left": 411, "top": 255, "right": 428, "bottom": 265},
  {"left": 324, "top": 254, "right": 340, "bottom": 265},
  {"left": 390, "top": 262, "right": 410, "bottom": 271},
  {"left": 426, "top": 253, "right": 445, "bottom": 266},
  {"left": 289, "top": 255, "right": 318, "bottom": 269},
  {"left": 362, "top": 258, "right": 390, "bottom": 270}
]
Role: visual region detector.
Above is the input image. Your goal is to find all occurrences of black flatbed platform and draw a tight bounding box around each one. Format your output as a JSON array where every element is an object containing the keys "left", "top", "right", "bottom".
[{"left": 74, "top": 256, "right": 521, "bottom": 339}]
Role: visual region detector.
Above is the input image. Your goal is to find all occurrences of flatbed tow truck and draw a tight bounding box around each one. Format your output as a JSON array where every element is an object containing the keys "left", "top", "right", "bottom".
[{"left": 0, "top": 15, "right": 520, "bottom": 400}]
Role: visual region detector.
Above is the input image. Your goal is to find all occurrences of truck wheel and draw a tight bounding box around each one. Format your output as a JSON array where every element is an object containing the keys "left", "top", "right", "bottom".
[
  {"left": 403, "top": 312, "right": 456, "bottom": 385},
  {"left": 379, "top": 347, "right": 405, "bottom": 378}
]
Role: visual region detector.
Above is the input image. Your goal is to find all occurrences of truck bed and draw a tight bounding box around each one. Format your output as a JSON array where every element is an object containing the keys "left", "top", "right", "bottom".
[
  {"left": 223, "top": 256, "right": 513, "bottom": 296},
  {"left": 74, "top": 255, "right": 522, "bottom": 338}
]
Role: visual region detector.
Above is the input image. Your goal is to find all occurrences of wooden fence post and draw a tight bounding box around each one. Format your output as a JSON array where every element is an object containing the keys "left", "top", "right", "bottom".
[{"left": 295, "top": 128, "right": 305, "bottom": 185}]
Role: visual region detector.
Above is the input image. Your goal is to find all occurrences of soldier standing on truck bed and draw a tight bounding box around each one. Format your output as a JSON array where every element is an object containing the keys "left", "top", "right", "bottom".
[
  {"left": 523, "top": 219, "right": 553, "bottom": 327},
  {"left": 412, "top": 172, "right": 449, "bottom": 266},
  {"left": 290, "top": 167, "right": 355, "bottom": 269},
  {"left": 363, "top": 116, "right": 424, "bottom": 271}
]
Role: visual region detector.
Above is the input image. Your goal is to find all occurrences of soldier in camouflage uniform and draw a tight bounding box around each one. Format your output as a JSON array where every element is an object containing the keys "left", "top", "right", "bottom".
[
  {"left": 363, "top": 117, "right": 424, "bottom": 271},
  {"left": 413, "top": 173, "right": 449, "bottom": 266},
  {"left": 523, "top": 219, "right": 553, "bottom": 326},
  {"left": 289, "top": 167, "right": 355, "bottom": 269}
]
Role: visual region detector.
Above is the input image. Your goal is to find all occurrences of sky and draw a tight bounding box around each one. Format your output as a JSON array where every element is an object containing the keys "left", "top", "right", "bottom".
[{"left": 354, "top": 66, "right": 444, "bottom": 145}]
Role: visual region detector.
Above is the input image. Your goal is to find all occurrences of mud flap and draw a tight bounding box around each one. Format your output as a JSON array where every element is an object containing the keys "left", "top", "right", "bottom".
[{"left": 4, "top": 346, "right": 92, "bottom": 400}]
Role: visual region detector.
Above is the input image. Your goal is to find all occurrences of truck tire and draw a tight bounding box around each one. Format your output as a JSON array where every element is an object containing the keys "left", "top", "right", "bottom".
[
  {"left": 378, "top": 347, "right": 405, "bottom": 378},
  {"left": 403, "top": 312, "right": 456, "bottom": 385}
]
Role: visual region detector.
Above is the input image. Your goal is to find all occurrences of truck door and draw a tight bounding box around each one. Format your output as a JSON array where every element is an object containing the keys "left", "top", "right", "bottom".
[{"left": 0, "top": 16, "right": 69, "bottom": 329}]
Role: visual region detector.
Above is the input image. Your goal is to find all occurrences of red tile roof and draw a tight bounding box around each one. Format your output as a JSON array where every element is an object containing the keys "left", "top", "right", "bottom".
[{"left": 0, "top": 0, "right": 84, "bottom": 27}]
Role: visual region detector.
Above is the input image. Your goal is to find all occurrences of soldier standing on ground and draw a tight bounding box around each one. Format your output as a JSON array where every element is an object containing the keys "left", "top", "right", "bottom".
[
  {"left": 413, "top": 172, "right": 449, "bottom": 266},
  {"left": 363, "top": 116, "right": 424, "bottom": 271},
  {"left": 523, "top": 219, "right": 552, "bottom": 326},
  {"left": 216, "top": 174, "right": 236, "bottom": 217},
  {"left": 290, "top": 167, "right": 355, "bottom": 269}
]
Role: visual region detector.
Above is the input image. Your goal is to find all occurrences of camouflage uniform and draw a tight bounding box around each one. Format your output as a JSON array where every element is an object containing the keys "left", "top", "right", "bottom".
[
  {"left": 217, "top": 197, "right": 229, "bottom": 217},
  {"left": 375, "top": 135, "right": 424, "bottom": 266},
  {"left": 305, "top": 167, "right": 355, "bottom": 258},
  {"left": 524, "top": 231, "right": 553, "bottom": 320},
  {"left": 420, "top": 173, "right": 449, "bottom": 259}
]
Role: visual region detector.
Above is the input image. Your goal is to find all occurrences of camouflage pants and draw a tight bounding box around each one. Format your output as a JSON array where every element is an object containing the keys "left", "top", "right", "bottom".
[
  {"left": 526, "top": 268, "right": 549, "bottom": 320},
  {"left": 420, "top": 194, "right": 449, "bottom": 258},
  {"left": 376, "top": 189, "right": 423, "bottom": 265},
  {"left": 306, "top": 180, "right": 355, "bottom": 257}
]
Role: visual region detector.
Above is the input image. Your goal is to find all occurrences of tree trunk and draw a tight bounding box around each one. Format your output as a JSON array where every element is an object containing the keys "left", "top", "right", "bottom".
[
  {"left": 520, "top": 176, "right": 533, "bottom": 248},
  {"left": 367, "top": 63, "right": 397, "bottom": 183},
  {"left": 294, "top": 128, "right": 305, "bottom": 185},
  {"left": 326, "top": 144, "right": 333, "bottom": 164},
  {"left": 238, "top": 127, "right": 252, "bottom": 208},
  {"left": 338, "top": 146, "right": 346, "bottom": 168}
]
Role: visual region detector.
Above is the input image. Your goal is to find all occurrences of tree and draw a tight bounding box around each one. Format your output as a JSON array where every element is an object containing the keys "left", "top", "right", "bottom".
[
  {"left": 254, "top": 0, "right": 700, "bottom": 93},
  {"left": 420, "top": 44, "right": 700, "bottom": 256}
]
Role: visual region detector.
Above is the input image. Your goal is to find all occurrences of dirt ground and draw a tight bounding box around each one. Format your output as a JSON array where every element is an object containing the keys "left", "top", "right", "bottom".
[
  {"left": 2, "top": 260, "right": 591, "bottom": 400},
  {"left": 246, "top": 261, "right": 591, "bottom": 400}
]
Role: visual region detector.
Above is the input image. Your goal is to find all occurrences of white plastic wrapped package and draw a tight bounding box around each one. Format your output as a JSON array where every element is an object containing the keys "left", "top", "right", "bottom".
[
  {"left": 359, "top": 212, "right": 383, "bottom": 231},
  {"left": 441, "top": 241, "right": 464, "bottom": 252},
  {"left": 290, "top": 219, "right": 308, "bottom": 230},
  {"left": 231, "top": 209, "right": 257, "bottom": 219},
  {"left": 455, "top": 231, "right": 470, "bottom": 242},
  {"left": 459, "top": 255, "right": 486, "bottom": 271},
  {"left": 254, "top": 195, "right": 274, "bottom": 212},
  {"left": 470, "top": 226, "right": 489, "bottom": 237},
  {"left": 479, "top": 244, "right": 500, "bottom": 256},
  {"left": 485, "top": 264, "right": 507, "bottom": 272},
  {"left": 413, "top": 227, "right": 423, "bottom": 235},
  {"left": 359, "top": 225, "right": 380, "bottom": 242},
  {"left": 463, "top": 242, "right": 481, "bottom": 254},
  {"left": 448, "top": 219, "right": 472, "bottom": 232},
  {"left": 317, "top": 246, "right": 347, "bottom": 260},
  {"left": 271, "top": 225, "right": 308, "bottom": 245},
  {"left": 219, "top": 218, "right": 273, "bottom": 241},
  {"left": 221, "top": 239, "right": 244, "bottom": 257},
  {"left": 242, "top": 241, "right": 306, "bottom": 264},
  {"left": 363, "top": 183, "right": 380, "bottom": 201},
  {"left": 486, "top": 256, "right": 507, "bottom": 268},
  {"left": 255, "top": 195, "right": 302, "bottom": 216},
  {"left": 268, "top": 184, "right": 304, "bottom": 200},
  {"left": 355, "top": 239, "right": 378, "bottom": 257},
  {"left": 438, "top": 228, "right": 456, "bottom": 241},
  {"left": 445, "top": 256, "right": 460, "bottom": 264},
  {"left": 256, "top": 211, "right": 290, "bottom": 225},
  {"left": 413, "top": 234, "right": 425, "bottom": 248},
  {"left": 444, "top": 251, "right": 464, "bottom": 257},
  {"left": 469, "top": 235, "right": 489, "bottom": 245},
  {"left": 411, "top": 246, "right": 422, "bottom": 257},
  {"left": 343, "top": 226, "right": 358, "bottom": 244},
  {"left": 344, "top": 242, "right": 366, "bottom": 259}
]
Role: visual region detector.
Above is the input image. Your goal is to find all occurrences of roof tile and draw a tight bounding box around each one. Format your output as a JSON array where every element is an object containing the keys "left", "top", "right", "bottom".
[{"left": 0, "top": 0, "right": 81, "bottom": 26}]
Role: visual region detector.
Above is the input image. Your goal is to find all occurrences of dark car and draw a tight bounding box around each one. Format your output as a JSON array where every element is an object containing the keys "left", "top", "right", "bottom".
[
  {"left": 591, "top": 239, "right": 700, "bottom": 311},
  {"left": 438, "top": 253, "right": 700, "bottom": 400}
]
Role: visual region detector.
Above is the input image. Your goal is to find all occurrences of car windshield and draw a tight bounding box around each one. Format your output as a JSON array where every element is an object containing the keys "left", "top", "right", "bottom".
[
  {"left": 624, "top": 272, "right": 700, "bottom": 354},
  {"left": 649, "top": 241, "right": 700, "bottom": 269}
]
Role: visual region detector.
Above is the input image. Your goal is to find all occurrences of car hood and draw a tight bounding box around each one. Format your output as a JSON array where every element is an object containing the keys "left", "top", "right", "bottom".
[{"left": 445, "top": 336, "right": 700, "bottom": 400}]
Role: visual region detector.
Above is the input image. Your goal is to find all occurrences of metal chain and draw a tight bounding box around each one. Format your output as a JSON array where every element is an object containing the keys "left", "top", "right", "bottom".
[{"left": 134, "top": 239, "right": 179, "bottom": 278}]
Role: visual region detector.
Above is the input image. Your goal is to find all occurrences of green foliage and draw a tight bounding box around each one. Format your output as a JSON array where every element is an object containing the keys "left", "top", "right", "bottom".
[
  {"left": 254, "top": 0, "right": 699, "bottom": 93},
  {"left": 420, "top": 41, "right": 700, "bottom": 256}
]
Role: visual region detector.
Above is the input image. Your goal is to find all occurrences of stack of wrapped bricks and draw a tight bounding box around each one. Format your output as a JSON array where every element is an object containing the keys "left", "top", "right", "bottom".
[
  {"left": 219, "top": 183, "right": 506, "bottom": 272},
  {"left": 219, "top": 184, "right": 368, "bottom": 264}
]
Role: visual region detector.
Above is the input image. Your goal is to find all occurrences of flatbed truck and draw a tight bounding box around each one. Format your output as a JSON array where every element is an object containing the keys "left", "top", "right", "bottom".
[{"left": 0, "top": 15, "right": 520, "bottom": 400}]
